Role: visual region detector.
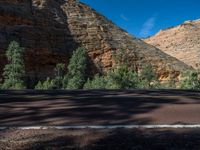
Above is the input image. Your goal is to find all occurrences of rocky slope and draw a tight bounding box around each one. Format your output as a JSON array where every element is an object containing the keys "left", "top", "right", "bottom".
[
  {"left": 0, "top": 0, "right": 192, "bottom": 86},
  {"left": 145, "top": 19, "right": 200, "bottom": 69}
]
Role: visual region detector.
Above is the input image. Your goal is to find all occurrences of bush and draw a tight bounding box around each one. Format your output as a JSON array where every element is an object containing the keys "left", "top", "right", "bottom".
[
  {"left": 106, "top": 65, "right": 139, "bottom": 89},
  {"left": 1, "top": 41, "right": 26, "bottom": 89},
  {"left": 35, "top": 77, "right": 56, "bottom": 90},
  {"left": 35, "top": 63, "right": 66, "bottom": 90},
  {"left": 138, "top": 65, "right": 159, "bottom": 89},
  {"left": 67, "top": 74, "right": 85, "bottom": 89},
  {"left": 179, "top": 70, "right": 200, "bottom": 90},
  {"left": 84, "top": 74, "right": 107, "bottom": 89}
]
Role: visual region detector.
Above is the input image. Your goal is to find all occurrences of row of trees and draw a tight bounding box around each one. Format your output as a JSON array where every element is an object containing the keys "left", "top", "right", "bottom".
[{"left": 0, "top": 41, "right": 200, "bottom": 90}]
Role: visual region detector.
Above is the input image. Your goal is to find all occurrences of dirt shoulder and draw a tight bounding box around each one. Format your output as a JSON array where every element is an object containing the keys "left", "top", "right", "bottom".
[{"left": 1, "top": 128, "right": 200, "bottom": 150}]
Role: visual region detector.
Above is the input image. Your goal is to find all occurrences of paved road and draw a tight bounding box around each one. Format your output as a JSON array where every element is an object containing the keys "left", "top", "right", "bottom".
[{"left": 0, "top": 90, "right": 200, "bottom": 126}]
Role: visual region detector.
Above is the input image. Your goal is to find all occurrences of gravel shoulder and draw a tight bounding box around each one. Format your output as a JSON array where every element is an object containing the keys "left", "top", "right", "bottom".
[{"left": 1, "top": 128, "right": 200, "bottom": 150}]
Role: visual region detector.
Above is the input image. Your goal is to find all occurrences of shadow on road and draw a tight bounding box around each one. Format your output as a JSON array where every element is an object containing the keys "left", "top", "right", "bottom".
[{"left": 0, "top": 90, "right": 199, "bottom": 126}]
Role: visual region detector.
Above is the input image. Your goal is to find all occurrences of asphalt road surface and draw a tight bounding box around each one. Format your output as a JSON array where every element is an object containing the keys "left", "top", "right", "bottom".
[{"left": 0, "top": 90, "right": 200, "bottom": 127}]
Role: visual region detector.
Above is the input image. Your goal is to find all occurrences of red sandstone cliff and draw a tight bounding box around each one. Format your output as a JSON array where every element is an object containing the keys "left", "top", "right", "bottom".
[{"left": 0, "top": 0, "right": 192, "bottom": 86}]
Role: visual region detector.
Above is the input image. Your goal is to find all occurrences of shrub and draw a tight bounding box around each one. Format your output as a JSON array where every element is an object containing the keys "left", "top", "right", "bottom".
[
  {"left": 106, "top": 65, "right": 139, "bottom": 89},
  {"left": 179, "top": 70, "right": 200, "bottom": 90},
  {"left": 139, "top": 65, "right": 159, "bottom": 89},
  {"left": 67, "top": 74, "right": 85, "bottom": 89},
  {"left": 35, "top": 63, "right": 66, "bottom": 90},
  {"left": 35, "top": 77, "right": 56, "bottom": 90},
  {"left": 84, "top": 74, "right": 107, "bottom": 89}
]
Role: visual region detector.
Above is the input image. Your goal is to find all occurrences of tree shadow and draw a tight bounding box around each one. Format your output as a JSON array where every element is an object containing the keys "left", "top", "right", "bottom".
[
  {"left": 85, "top": 129, "right": 200, "bottom": 150},
  {"left": 0, "top": 90, "right": 200, "bottom": 126}
]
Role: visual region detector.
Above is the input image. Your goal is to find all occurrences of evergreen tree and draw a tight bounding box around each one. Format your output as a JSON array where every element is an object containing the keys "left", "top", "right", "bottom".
[
  {"left": 66, "top": 47, "right": 87, "bottom": 89},
  {"left": 1, "top": 41, "right": 25, "bottom": 89}
]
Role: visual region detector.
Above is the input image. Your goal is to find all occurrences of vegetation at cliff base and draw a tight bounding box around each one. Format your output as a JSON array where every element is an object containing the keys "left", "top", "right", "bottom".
[
  {"left": 0, "top": 41, "right": 25, "bottom": 89},
  {"left": 1, "top": 41, "right": 200, "bottom": 90},
  {"left": 179, "top": 70, "right": 200, "bottom": 90},
  {"left": 35, "top": 47, "right": 87, "bottom": 90}
]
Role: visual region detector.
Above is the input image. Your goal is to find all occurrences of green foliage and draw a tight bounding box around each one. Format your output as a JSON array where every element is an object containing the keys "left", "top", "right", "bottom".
[
  {"left": 1, "top": 41, "right": 25, "bottom": 89},
  {"left": 62, "top": 75, "right": 69, "bottom": 89},
  {"left": 84, "top": 74, "right": 107, "bottom": 89},
  {"left": 67, "top": 47, "right": 87, "bottom": 77},
  {"left": 179, "top": 70, "right": 200, "bottom": 90},
  {"left": 106, "top": 65, "right": 139, "bottom": 89},
  {"left": 66, "top": 47, "right": 87, "bottom": 89},
  {"left": 54, "top": 63, "right": 65, "bottom": 89},
  {"left": 139, "top": 65, "right": 159, "bottom": 89},
  {"left": 34, "top": 47, "right": 87, "bottom": 90},
  {"left": 67, "top": 74, "right": 85, "bottom": 89},
  {"left": 84, "top": 50, "right": 159, "bottom": 90},
  {"left": 55, "top": 63, "right": 65, "bottom": 77},
  {"left": 36, "top": 48, "right": 87, "bottom": 89},
  {"left": 35, "top": 63, "right": 66, "bottom": 90},
  {"left": 35, "top": 77, "right": 56, "bottom": 90}
]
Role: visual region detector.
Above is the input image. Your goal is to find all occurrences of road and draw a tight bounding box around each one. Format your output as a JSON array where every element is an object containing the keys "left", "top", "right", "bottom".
[{"left": 0, "top": 90, "right": 200, "bottom": 127}]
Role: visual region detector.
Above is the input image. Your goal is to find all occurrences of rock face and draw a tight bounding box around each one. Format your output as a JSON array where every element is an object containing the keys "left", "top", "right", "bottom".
[
  {"left": 0, "top": 0, "right": 192, "bottom": 87},
  {"left": 145, "top": 19, "right": 200, "bottom": 69}
]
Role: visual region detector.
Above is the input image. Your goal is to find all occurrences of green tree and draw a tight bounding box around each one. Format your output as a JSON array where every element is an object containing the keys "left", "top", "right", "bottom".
[
  {"left": 66, "top": 47, "right": 87, "bottom": 89},
  {"left": 1, "top": 41, "right": 25, "bottom": 89}
]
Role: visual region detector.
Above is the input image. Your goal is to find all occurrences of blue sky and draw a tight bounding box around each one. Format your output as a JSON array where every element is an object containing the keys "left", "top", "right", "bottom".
[{"left": 80, "top": 0, "right": 200, "bottom": 38}]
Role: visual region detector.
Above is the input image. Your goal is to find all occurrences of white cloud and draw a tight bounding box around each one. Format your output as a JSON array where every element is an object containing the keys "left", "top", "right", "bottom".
[
  {"left": 140, "top": 16, "right": 156, "bottom": 37},
  {"left": 120, "top": 14, "right": 129, "bottom": 22}
]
